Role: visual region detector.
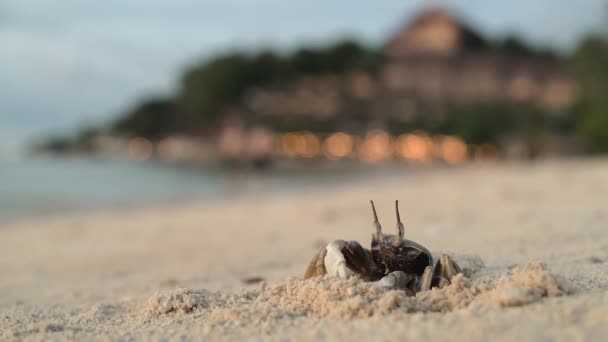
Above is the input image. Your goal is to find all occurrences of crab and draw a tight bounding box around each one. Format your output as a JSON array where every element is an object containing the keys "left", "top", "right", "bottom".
[{"left": 304, "top": 200, "right": 462, "bottom": 294}]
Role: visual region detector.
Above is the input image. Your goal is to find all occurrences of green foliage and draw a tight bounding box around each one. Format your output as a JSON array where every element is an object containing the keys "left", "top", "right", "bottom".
[
  {"left": 577, "top": 103, "right": 608, "bottom": 152},
  {"left": 569, "top": 36, "right": 608, "bottom": 99},
  {"left": 40, "top": 136, "right": 72, "bottom": 153},
  {"left": 177, "top": 40, "right": 382, "bottom": 128},
  {"left": 569, "top": 35, "right": 608, "bottom": 152},
  {"left": 437, "top": 103, "right": 543, "bottom": 145},
  {"left": 179, "top": 54, "right": 250, "bottom": 124},
  {"left": 74, "top": 126, "right": 101, "bottom": 151},
  {"left": 494, "top": 35, "right": 559, "bottom": 61},
  {"left": 459, "top": 27, "right": 490, "bottom": 51},
  {"left": 112, "top": 99, "right": 180, "bottom": 139},
  {"left": 289, "top": 41, "right": 383, "bottom": 75},
  {"left": 497, "top": 36, "right": 535, "bottom": 57}
]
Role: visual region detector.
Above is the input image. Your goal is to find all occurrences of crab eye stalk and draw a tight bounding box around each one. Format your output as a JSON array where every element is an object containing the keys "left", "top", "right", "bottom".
[
  {"left": 395, "top": 200, "right": 405, "bottom": 246},
  {"left": 370, "top": 200, "right": 383, "bottom": 240}
]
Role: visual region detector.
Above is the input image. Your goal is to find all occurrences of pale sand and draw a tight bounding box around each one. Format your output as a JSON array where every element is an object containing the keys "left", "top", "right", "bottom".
[{"left": 1, "top": 159, "right": 607, "bottom": 341}]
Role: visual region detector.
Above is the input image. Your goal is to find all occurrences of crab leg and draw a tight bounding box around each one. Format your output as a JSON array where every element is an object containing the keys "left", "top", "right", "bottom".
[
  {"left": 375, "top": 271, "right": 415, "bottom": 289},
  {"left": 418, "top": 266, "right": 434, "bottom": 292},
  {"left": 303, "top": 244, "right": 329, "bottom": 279},
  {"left": 394, "top": 200, "right": 405, "bottom": 245},
  {"left": 433, "top": 254, "right": 463, "bottom": 281},
  {"left": 432, "top": 276, "right": 450, "bottom": 289},
  {"left": 370, "top": 200, "right": 383, "bottom": 239}
]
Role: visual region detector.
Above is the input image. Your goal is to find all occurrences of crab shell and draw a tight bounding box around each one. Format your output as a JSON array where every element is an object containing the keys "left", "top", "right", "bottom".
[
  {"left": 371, "top": 235, "right": 433, "bottom": 277},
  {"left": 368, "top": 200, "right": 434, "bottom": 277}
]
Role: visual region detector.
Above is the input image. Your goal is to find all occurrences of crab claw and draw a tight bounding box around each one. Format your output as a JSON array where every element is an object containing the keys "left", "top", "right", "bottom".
[
  {"left": 395, "top": 200, "right": 405, "bottom": 246},
  {"left": 370, "top": 200, "right": 383, "bottom": 240},
  {"left": 341, "top": 241, "right": 382, "bottom": 279}
]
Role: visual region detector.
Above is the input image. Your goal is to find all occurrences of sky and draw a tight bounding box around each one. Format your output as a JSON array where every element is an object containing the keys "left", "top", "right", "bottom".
[{"left": 1, "top": 0, "right": 606, "bottom": 150}]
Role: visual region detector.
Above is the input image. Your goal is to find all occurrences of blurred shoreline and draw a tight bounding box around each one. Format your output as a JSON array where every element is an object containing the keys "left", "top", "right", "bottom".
[
  {"left": 0, "top": 155, "right": 428, "bottom": 223},
  {"left": 3, "top": 154, "right": 603, "bottom": 224}
]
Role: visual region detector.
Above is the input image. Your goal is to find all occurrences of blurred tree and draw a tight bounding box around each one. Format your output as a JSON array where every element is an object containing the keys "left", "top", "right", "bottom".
[
  {"left": 244, "top": 51, "right": 291, "bottom": 84},
  {"left": 179, "top": 54, "right": 251, "bottom": 126},
  {"left": 327, "top": 40, "right": 384, "bottom": 72},
  {"left": 498, "top": 35, "right": 534, "bottom": 56},
  {"left": 289, "top": 48, "right": 329, "bottom": 74},
  {"left": 437, "top": 103, "right": 543, "bottom": 145},
  {"left": 112, "top": 99, "right": 180, "bottom": 139},
  {"left": 75, "top": 126, "right": 101, "bottom": 151},
  {"left": 495, "top": 35, "right": 559, "bottom": 61},
  {"left": 286, "top": 40, "right": 382, "bottom": 75},
  {"left": 569, "top": 35, "right": 608, "bottom": 152},
  {"left": 176, "top": 40, "right": 381, "bottom": 131},
  {"left": 40, "top": 136, "right": 72, "bottom": 154}
]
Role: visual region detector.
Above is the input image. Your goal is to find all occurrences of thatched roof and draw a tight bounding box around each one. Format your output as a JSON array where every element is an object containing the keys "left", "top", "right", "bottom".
[{"left": 384, "top": 7, "right": 488, "bottom": 59}]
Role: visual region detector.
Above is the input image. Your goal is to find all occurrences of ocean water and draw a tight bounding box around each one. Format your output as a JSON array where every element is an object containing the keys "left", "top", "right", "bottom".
[
  {"left": 0, "top": 157, "right": 373, "bottom": 222},
  {"left": 0, "top": 157, "right": 216, "bottom": 221}
]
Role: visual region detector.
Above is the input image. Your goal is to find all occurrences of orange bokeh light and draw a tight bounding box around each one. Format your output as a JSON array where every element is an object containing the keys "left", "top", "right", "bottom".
[
  {"left": 323, "top": 132, "right": 354, "bottom": 159},
  {"left": 437, "top": 135, "right": 468, "bottom": 164},
  {"left": 279, "top": 132, "right": 321, "bottom": 158},
  {"left": 395, "top": 132, "right": 434, "bottom": 162},
  {"left": 358, "top": 129, "right": 392, "bottom": 163},
  {"left": 300, "top": 132, "right": 321, "bottom": 158}
]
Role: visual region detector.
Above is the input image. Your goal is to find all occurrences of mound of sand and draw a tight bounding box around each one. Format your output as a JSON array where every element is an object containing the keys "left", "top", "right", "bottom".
[{"left": 143, "top": 258, "right": 572, "bottom": 324}]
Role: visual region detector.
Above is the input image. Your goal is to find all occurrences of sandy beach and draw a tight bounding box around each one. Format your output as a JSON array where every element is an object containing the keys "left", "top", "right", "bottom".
[{"left": 1, "top": 159, "right": 607, "bottom": 341}]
